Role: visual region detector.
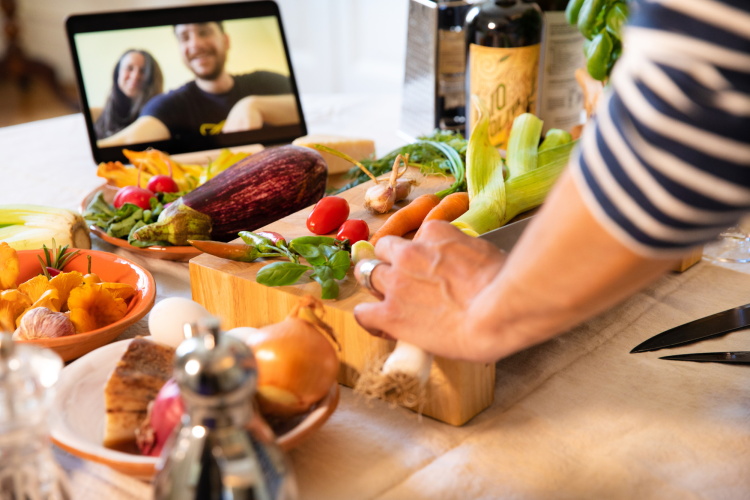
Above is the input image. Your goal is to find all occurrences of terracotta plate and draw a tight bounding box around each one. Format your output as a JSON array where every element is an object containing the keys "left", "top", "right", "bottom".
[
  {"left": 79, "top": 184, "right": 202, "bottom": 262},
  {"left": 14, "top": 249, "right": 156, "bottom": 362},
  {"left": 50, "top": 339, "right": 340, "bottom": 479}
]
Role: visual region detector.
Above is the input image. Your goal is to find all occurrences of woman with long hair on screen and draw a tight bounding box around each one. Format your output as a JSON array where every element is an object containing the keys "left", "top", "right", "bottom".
[{"left": 94, "top": 50, "right": 163, "bottom": 139}]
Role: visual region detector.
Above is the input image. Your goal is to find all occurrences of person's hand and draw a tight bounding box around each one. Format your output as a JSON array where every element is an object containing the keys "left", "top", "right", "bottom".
[
  {"left": 353, "top": 221, "right": 506, "bottom": 362},
  {"left": 223, "top": 96, "right": 263, "bottom": 133}
]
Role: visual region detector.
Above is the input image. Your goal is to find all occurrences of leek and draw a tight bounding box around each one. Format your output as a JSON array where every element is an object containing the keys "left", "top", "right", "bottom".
[{"left": 0, "top": 205, "right": 91, "bottom": 251}]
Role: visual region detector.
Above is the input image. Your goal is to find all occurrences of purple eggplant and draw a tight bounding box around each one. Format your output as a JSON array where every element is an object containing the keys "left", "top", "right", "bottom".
[{"left": 133, "top": 145, "right": 327, "bottom": 245}]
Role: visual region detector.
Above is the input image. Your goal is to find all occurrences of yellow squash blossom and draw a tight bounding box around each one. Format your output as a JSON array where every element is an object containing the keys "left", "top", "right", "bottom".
[
  {"left": 0, "top": 242, "right": 19, "bottom": 290},
  {"left": 67, "top": 284, "right": 127, "bottom": 333},
  {"left": 49, "top": 271, "right": 84, "bottom": 310},
  {"left": 0, "top": 289, "right": 32, "bottom": 332},
  {"left": 100, "top": 282, "right": 136, "bottom": 302},
  {"left": 18, "top": 275, "right": 51, "bottom": 303}
]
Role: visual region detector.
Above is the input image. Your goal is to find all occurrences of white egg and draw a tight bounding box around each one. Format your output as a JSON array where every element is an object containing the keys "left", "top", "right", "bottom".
[
  {"left": 226, "top": 327, "right": 264, "bottom": 346},
  {"left": 148, "top": 297, "right": 212, "bottom": 348}
]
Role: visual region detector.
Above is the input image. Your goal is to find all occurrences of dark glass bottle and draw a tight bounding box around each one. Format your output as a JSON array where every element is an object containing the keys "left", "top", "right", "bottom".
[
  {"left": 531, "top": 0, "right": 586, "bottom": 134},
  {"left": 465, "top": 0, "right": 543, "bottom": 148},
  {"left": 435, "top": 1, "right": 474, "bottom": 133}
]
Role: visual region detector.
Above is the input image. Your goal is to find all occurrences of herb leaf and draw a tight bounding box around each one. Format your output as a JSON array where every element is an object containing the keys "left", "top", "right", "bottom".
[
  {"left": 329, "top": 251, "right": 351, "bottom": 280},
  {"left": 256, "top": 262, "right": 311, "bottom": 287},
  {"left": 292, "top": 243, "right": 327, "bottom": 266}
]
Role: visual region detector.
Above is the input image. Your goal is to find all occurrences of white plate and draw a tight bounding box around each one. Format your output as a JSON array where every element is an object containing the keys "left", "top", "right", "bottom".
[{"left": 50, "top": 338, "right": 339, "bottom": 479}]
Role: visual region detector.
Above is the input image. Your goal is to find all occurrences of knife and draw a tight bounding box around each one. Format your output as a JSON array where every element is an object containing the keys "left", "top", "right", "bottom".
[
  {"left": 630, "top": 303, "right": 750, "bottom": 353},
  {"left": 660, "top": 351, "right": 750, "bottom": 364},
  {"left": 478, "top": 216, "right": 534, "bottom": 252}
]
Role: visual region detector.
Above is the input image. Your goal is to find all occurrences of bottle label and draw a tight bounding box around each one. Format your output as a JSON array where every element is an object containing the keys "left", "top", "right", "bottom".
[
  {"left": 539, "top": 11, "right": 586, "bottom": 134},
  {"left": 438, "top": 29, "right": 466, "bottom": 110},
  {"left": 468, "top": 43, "right": 541, "bottom": 149}
]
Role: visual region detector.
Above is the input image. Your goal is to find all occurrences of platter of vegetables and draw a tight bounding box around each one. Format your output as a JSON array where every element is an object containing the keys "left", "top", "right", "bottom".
[{"left": 81, "top": 145, "right": 329, "bottom": 261}]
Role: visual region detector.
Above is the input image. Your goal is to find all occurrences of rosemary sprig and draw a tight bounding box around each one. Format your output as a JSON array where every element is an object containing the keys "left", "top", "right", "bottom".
[{"left": 38, "top": 238, "right": 81, "bottom": 275}]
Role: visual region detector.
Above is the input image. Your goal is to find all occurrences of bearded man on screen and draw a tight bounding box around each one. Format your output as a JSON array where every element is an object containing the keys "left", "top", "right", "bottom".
[{"left": 98, "top": 21, "right": 298, "bottom": 147}]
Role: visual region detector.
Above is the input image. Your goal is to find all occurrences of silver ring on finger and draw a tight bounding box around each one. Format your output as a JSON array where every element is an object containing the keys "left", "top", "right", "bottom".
[{"left": 358, "top": 259, "right": 385, "bottom": 300}]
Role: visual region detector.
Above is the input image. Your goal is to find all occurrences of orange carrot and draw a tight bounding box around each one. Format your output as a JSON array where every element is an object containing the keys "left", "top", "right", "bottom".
[
  {"left": 413, "top": 192, "right": 470, "bottom": 240},
  {"left": 369, "top": 194, "right": 440, "bottom": 246}
]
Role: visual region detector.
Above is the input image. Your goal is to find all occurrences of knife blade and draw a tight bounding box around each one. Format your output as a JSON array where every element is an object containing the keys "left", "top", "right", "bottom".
[
  {"left": 478, "top": 216, "right": 534, "bottom": 252},
  {"left": 660, "top": 351, "right": 750, "bottom": 364},
  {"left": 630, "top": 303, "right": 750, "bottom": 353}
]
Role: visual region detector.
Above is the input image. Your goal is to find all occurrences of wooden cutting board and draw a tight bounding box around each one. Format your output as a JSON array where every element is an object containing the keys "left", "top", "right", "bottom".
[{"left": 190, "top": 169, "right": 496, "bottom": 426}]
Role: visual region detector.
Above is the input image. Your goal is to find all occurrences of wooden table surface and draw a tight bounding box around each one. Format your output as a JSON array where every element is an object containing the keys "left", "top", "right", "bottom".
[{"left": 3, "top": 93, "right": 750, "bottom": 500}]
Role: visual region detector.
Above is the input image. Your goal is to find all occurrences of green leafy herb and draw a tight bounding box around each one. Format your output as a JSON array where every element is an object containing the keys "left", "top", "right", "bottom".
[
  {"left": 328, "top": 251, "right": 351, "bottom": 280},
  {"left": 256, "top": 262, "right": 312, "bottom": 287}
]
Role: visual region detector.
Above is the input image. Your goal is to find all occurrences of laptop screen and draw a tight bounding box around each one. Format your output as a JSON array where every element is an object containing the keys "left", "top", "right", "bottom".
[{"left": 67, "top": 2, "right": 305, "bottom": 163}]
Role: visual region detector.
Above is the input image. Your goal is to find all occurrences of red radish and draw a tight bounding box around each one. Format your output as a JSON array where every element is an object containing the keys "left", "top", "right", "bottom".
[
  {"left": 114, "top": 186, "right": 156, "bottom": 210},
  {"left": 306, "top": 196, "right": 349, "bottom": 235},
  {"left": 336, "top": 219, "right": 369, "bottom": 244},
  {"left": 46, "top": 267, "right": 61, "bottom": 277},
  {"left": 136, "top": 379, "right": 184, "bottom": 457},
  {"left": 147, "top": 175, "right": 179, "bottom": 194}
]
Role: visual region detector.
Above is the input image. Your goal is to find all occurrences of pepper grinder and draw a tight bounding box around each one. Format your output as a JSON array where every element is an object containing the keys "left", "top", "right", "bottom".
[{"left": 153, "top": 318, "right": 297, "bottom": 500}]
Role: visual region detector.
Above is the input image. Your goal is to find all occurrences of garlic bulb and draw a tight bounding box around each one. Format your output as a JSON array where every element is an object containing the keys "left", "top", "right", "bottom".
[{"left": 13, "top": 307, "right": 76, "bottom": 340}]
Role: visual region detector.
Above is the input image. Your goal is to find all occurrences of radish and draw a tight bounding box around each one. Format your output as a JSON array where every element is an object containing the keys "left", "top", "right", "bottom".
[
  {"left": 147, "top": 175, "right": 179, "bottom": 194},
  {"left": 113, "top": 186, "right": 155, "bottom": 210}
]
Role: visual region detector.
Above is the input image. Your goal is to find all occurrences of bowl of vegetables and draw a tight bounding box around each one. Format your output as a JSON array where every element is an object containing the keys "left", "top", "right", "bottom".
[{"left": 1, "top": 243, "right": 156, "bottom": 361}]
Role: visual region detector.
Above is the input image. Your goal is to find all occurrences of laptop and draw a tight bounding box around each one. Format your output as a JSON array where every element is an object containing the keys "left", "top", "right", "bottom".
[{"left": 66, "top": 1, "right": 306, "bottom": 165}]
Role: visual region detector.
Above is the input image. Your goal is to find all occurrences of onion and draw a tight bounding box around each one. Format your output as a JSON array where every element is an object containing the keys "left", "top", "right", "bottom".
[
  {"left": 248, "top": 296, "right": 340, "bottom": 417},
  {"left": 136, "top": 379, "right": 184, "bottom": 457}
]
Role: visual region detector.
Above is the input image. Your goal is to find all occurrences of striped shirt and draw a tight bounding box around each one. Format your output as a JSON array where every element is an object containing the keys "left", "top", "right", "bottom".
[{"left": 570, "top": 0, "right": 750, "bottom": 257}]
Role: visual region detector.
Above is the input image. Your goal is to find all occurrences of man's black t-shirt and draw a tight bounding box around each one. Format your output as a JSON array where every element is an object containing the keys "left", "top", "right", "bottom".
[{"left": 140, "top": 71, "right": 292, "bottom": 139}]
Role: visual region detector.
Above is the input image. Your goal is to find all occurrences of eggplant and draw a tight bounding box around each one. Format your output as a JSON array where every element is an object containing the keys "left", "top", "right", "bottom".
[{"left": 134, "top": 145, "right": 328, "bottom": 245}]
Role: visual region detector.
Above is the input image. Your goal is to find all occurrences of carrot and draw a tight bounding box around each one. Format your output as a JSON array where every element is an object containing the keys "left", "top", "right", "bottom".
[
  {"left": 413, "top": 192, "right": 470, "bottom": 240},
  {"left": 369, "top": 194, "right": 440, "bottom": 247}
]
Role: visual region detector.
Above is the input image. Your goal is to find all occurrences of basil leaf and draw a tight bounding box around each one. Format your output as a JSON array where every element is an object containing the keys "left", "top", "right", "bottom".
[
  {"left": 310, "top": 270, "right": 339, "bottom": 300},
  {"left": 320, "top": 244, "right": 339, "bottom": 260},
  {"left": 329, "top": 251, "right": 351, "bottom": 280},
  {"left": 290, "top": 236, "right": 337, "bottom": 248},
  {"left": 256, "top": 262, "right": 311, "bottom": 287},
  {"left": 313, "top": 265, "right": 334, "bottom": 281},
  {"left": 318, "top": 278, "right": 339, "bottom": 299},
  {"left": 293, "top": 243, "right": 327, "bottom": 266}
]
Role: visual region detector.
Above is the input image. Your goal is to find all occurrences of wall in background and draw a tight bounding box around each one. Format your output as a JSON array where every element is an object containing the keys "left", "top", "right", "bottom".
[{"left": 15, "top": 0, "right": 408, "bottom": 95}]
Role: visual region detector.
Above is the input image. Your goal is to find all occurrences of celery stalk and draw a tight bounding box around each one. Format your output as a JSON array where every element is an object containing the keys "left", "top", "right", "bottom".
[{"left": 506, "top": 114, "right": 543, "bottom": 178}]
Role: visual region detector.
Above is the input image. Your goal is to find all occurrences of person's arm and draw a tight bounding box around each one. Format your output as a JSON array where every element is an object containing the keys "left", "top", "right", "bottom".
[
  {"left": 353, "top": 170, "right": 678, "bottom": 363},
  {"left": 96, "top": 116, "right": 170, "bottom": 148},
  {"left": 222, "top": 95, "right": 299, "bottom": 133},
  {"left": 354, "top": 0, "right": 750, "bottom": 363}
]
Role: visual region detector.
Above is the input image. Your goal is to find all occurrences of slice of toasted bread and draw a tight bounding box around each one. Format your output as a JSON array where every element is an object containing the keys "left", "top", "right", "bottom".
[{"left": 103, "top": 337, "right": 175, "bottom": 449}]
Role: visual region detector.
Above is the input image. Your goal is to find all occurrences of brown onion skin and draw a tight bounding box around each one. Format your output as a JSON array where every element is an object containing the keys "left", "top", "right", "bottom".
[{"left": 249, "top": 317, "right": 339, "bottom": 417}]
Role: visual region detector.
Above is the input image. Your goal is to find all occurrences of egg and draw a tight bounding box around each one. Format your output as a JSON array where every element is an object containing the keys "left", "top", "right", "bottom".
[{"left": 148, "top": 297, "right": 211, "bottom": 348}]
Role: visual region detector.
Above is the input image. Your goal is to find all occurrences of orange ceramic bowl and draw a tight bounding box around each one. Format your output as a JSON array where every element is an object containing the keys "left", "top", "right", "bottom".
[{"left": 14, "top": 249, "right": 156, "bottom": 361}]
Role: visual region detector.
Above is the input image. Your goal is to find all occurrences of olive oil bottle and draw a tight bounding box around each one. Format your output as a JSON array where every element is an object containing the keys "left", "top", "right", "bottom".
[
  {"left": 534, "top": 0, "right": 585, "bottom": 134},
  {"left": 465, "top": 0, "right": 543, "bottom": 148}
]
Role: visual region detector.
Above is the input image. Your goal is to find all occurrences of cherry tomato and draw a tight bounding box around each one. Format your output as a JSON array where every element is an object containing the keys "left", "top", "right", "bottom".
[
  {"left": 336, "top": 219, "right": 369, "bottom": 244},
  {"left": 306, "top": 196, "right": 350, "bottom": 235}
]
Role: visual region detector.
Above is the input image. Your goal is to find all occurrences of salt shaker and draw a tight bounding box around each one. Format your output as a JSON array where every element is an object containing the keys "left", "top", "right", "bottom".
[
  {"left": 0, "top": 333, "right": 69, "bottom": 500},
  {"left": 153, "top": 318, "right": 297, "bottom": 500}
]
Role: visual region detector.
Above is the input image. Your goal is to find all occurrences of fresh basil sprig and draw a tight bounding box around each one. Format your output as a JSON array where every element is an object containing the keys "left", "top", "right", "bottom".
[{"left": 242, "top": 231, "right": 352, "bottom": 299}]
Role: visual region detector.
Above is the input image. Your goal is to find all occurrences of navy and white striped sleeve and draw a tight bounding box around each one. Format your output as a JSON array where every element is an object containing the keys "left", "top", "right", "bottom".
[{"left": 570, "top": 0, "right": 750, "bottom": 257}]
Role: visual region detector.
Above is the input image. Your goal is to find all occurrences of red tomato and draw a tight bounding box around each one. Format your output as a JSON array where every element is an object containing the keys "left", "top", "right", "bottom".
[
  {"left": 336, "top": 219, "right": 369, "bottom": 244},
  {"left": 306, "top": 197, "right": 350, "bottom": 235}
]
